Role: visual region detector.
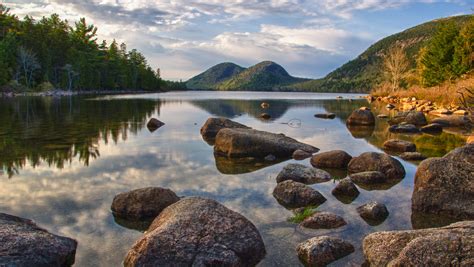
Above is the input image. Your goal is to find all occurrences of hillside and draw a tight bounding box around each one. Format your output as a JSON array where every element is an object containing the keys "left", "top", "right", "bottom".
[
  {"left": 287, "top": 15, "right": 473, "bottom": 93},
  {"left": 186, "top": 62, "right": 245, "bottom": 90}
]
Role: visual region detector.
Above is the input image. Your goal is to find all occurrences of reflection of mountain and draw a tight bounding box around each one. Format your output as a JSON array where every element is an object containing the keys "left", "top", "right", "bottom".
[{"left": 0, "top": 97, "right": 160, "bottom": 178}]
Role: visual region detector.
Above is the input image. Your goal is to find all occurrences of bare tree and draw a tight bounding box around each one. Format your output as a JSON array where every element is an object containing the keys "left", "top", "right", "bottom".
[
  {"left": 382, "top": 43, "right": 410, "bottom": 92},
  {"left": 17, "top": 46, "right": 40, "bottom": 88},
  {"left": 63, "top": 64, "right": 79, "bottom": 91}
]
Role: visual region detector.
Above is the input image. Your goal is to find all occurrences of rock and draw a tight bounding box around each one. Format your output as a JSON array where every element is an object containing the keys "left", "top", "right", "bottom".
[
  {"left": 111, "top": 187, "right": 180, "bottom": 220},
  {"left": 432, "top": 116, "right": 471, "bottom": 127},
  {"left": 421, "top": 123, "right": 443, "bottom": 134},
  {"left": 348, "top": 152, "right": 406, "bottom": 180},
  {"left": 264, "top": 154, "right": 276, "bottom": 161},
  {"left": 0, "top": 213, "right": 77, "bottom": 266},
  {"left": 386, "top": 104, "right": 395, "bottom": 109},
  {"left": 400, "top": 152, "right": 427, "bottom": 161},
  {"left": 310, "top": 150, "right": 352, "bottom": 169},
  {"left": 124, "top": 197, "right": 266, "bottom": 266},
  {"left": 200, "top": 117, "right": 250, "bottom": 139},
  {"left": 261, "top": 102, "right": 270, "bottom": 109},
  {"left": 296, "top": 236, "right": 354, "bottom": 267},
  {"left": 146, "top": 118, "right": 165, "bottom": 132},
  {"left": 431, "top": 108, "right": 452, "bottom": 115},
  {"left": 389, "top": 111, "right": 427, "bottom": 126},
  {"left": 357, "top": 202, "right": 389, "bottom": 225},
  {"left": 346, "top": 108, "right": 375, "bottom": 126},
  {"left": 412, "top": 144, "right": 474, "bottom": 219},
  {"left": 276, "top": 163, "right": 331, "bottom": 184},
  {"left": 350, "top": 171, "right": 387, "bottom": 184},
  {"left": 363, "top": 221, "right": 474, "bottom": 266},
  {"left": 453, "top": 109, "right": 468, "bottom": 116},
  {"left": 299, "top": 212, "right": 347, "bottom": 229},
  {"left": 293, "top": 149, "right": 312, "bottom": 160},
  {"left": 214, "top": 128, "right": 319, "bottom": 159},
  {"left": 273, "top": 180, "right": 326, "bottom": 208},
  {"left": 377, "top": 114, "right": 388, "bottom": 119},
  {"left": 260, "top": 113, "right": 271, "bottom": 120},
  {"left": 336, "top": 96, "right": 343, "bottom": 99},
  {"left": 383, "top": 139, "right": 416, "bottom": 152},
  {"left": 389, "top": 124, "right": 420, "bottom": 133},
  {"left": 314, "top": 113, "right": 336, "bottom": 119},
  {"left": 332, "top": 178, "right": 359, "bottom": 198}
]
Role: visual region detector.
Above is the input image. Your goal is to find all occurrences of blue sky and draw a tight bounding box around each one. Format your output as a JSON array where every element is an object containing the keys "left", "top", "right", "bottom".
[{"left": 4, "top": 0, "right": 472, "bottom": 80}]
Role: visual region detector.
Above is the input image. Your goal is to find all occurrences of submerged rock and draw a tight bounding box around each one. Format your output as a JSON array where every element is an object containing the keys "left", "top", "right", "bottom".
[
  {"left": 124, "top": 197, "right": 266, "bottom": 266},
  {"left": 383, "top": 139, "right": 416, "bottom": 152},
  {"left": 292, "top": 149, "right": 313, "bottom": 160},
  {"left": 111, "top": 187, "right": 180, "bottom": 220},
  {"left": 310, "top": 150, "right": 352, "bottom": 169},
  {"left": 273, "top": 180, "right": 326, "bottom": 208},
  {"left": 363, "top": 221, "right": 474, "bottom": 266},
  {"left": 297, "top": 236, "right": 354, "bottom": 267},
  {"left": 357, "top": 202, "right": 389, "bottom": 225},
  {"left": 0, "top": 213, "right": 77, "bottom": 266},
  {"left": 214, "top": 128, "right": 319, "bottom": 158},
  {"left": 389, "top": 124, "right": 420, "bottom": 134},
  {"left": 146, "top": 118, "right": 165, "bottom": 132},
  {"left": 300, "top": 212, "right": 346, "bottom": 229},
  {"left": 314, "top": 113, "right": 336, "bottom": 119},
  {"left": 412, "top": 143, "right": 474, "bottom": 220},
  {"left": 276, "top": 163, "right": 331, "bottom": 184},
  {"left": 400, "top": 152, "right": 427, "bottom": 161},
  {"left": 200, "top": 117, "right": 250, "bottom": 139},
  {"left": 348, "top": 152, "right": 405, "bottom": 180},
  {"left": 346, "top": 108, "right": 375, "bottom": 126},
  {"left": 332, "top": 178, "right": 360, "bottom": 199},
  {"left": 350, "top": 171, "right": 387, "bottom": 184}
]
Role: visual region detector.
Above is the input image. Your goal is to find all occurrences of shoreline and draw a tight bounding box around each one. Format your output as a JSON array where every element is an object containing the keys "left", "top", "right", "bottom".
[{"left": 0, "top": 89, "right": 164, "bottom": 98}]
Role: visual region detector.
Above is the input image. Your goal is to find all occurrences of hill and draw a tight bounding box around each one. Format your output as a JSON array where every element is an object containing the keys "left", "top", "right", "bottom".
[
  {"left": 287, "top": 15, "right": 473, "bottom": 93},
  {"left": 186, "top": 62, "right": 245, "bottom": 90}
]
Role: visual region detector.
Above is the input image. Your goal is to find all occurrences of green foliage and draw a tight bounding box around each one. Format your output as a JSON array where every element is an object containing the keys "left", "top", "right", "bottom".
[
  {"left": 186, "top": 62, "right": 245, "bottom": 90},
  {"left": 287, "top": 206, "right": 316, "bottom": 223},
  {"left": 0, "top": 4, "right": 163, "bottom": 91}
]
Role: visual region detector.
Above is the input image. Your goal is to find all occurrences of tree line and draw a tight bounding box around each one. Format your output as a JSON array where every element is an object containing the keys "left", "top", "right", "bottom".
[{"left": 0, "top": 5, "right": 180, "bottom": 92}]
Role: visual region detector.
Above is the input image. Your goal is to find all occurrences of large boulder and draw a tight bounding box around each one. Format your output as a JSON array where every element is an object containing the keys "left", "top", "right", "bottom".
[
  {"left": 432, "top": 115, "right": 471, "bottom": 127},
  {"left": 297, "top": 236, "right": 354, "bottom": 267},
  {"left": 273, "top": 180, "right": 326, "bottom": 208},
  {"left": 214, "top": 128, "right": 319, "bottom": 158},
  {"left": 300, "top": 212, "right": 347, "bottom": 229},
  {"left": 348, "top": 152, "right": 406, "bottom": 180},
  {"left": 383, "top": 139, "right": 416, "bottom": 152},
  {"left": 276, "top": 163, "right": 331, "bottom": 184},
  {"left": 310, "top": 150, "right": 352, "bottom": 169},
  {"left": 124, "top": 197, "right": 266, "bottom": 266},
  {"left": 200, "top": 117, "right": 250, "bottom": 139},
  {"left": 346, "top": 108, "right": 375, "bottom": 126},
  {"left": 0, "top": 213, "right": 77, "bottom": 266},
  {"left": 389, "top": 111, "right": 427, "bottom": 126},
  {"left": 111, "top": 187, "right": 180, "bottom": 220},
  {"left": 363, "top": 221, "right": 474, "bottom": 266},
  {"left": 412, "top": 144, "right": 474, "bottom": 219}
]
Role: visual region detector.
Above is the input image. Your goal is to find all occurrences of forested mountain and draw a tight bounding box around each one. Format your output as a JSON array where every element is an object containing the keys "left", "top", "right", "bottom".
[
  {"left": 0, "top": 5, "right": 164, "bottom": 92},
  {"left": 186, "top": 62, "right": 245, "bottom": 90}
]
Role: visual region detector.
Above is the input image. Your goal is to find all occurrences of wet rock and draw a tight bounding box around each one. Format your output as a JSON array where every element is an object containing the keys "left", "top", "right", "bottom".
[
  {"left": 273, "top": 180, "right": 326, "bottom": 208},
  {"left": 261, "top": 102, "right": 270, "bottom": 109},
  {"left": 200, "top": 117, "right": 250, "bottom": 139},
  {"left": 350, "top": 171, "right": 387, "bottom": 184},
  {"left": 332, "top": 178, "right": 359, "bottom": 199},
  {"left": 293, "top": 149, "right": 312, "bottom": 160},
  {"left": 314, "top": 113, "right": 336, "bottom": 119},
  {"left": 300, "top": 212, "right": 347, "bottom": 229},
  {"left": 400, "top": 152, "right": 427, "bottom": 161},
  {"left": 0, "top": 213, "right": 77, "bottom": 266},
  {"left": 348, "top": 152, "right": 406, "bottom": 180},
  {"left": 124, "top": 197, "right": 266, "bottom": 266},
  {"left": 412, "top": 143, "right": 474, "bottom": 220},
  {"left": 389, "top": 124, "right": 420, "bottom": 134},
  {"left": 431, "top": 108, "right": 452, "bottom": 115},
  {"left": 111, "top": 187, "right": 180, "bottom": 220},
  {"left": 432, "top": 116, "right": 471, "bottom": 127},
  {"left": 146, "top": 118, "right": 165, "bottom": 132},
  {"left": 357, "top": 202, "right": 389, "bottom": 225},
  {"left": 214, "top": 128, "right": 319, "bottom": 159},
  {"left": 421, "top": 123, "right": 443, "bottom": 134},
  {"left": 363, "top": 221, "right": 474, "bottom": 266},
  {"left": 389, "top": 111, "right": 427, "bottom": 126},
  {"left": 276, "top": 163, "right": 331, "bottom": 184},
  {"left": 260, "top": 113, "right": 271, "bottom": 120},
  {"left": 310, "top": 150, "right": 352, "bottom": 169},
  {"left": 383, "top": 139, "right": 416, "bottom": 152},
  {"left": 297, "top": 236, "right": 354, "bottom": 267},
  {"left": 346, "top": 108, "right": 375, "bottom": 126}
]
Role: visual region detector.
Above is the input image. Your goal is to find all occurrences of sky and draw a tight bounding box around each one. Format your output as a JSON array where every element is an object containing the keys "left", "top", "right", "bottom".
[{"left": 3, "top": 1, "right": 472, "bottom": 80}]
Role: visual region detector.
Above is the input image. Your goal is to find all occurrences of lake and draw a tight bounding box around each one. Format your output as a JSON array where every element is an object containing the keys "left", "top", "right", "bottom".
[{"left": 0, "top": 91, "right": 470, "bottom": 266}]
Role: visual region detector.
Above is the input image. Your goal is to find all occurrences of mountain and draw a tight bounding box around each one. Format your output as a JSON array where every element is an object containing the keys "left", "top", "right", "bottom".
[
  {"left": 287, "top": 15, "right": 473, "bottom": 93},
  {"left": 186, "top": 62, "right": 245, "bottom": 90},
  {"left": 186, "top": 61, "right": 308, "bottom": 91}
]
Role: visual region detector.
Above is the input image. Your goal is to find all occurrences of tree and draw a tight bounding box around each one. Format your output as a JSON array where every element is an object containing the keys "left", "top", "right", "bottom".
[
  {"left": 452, "top": 18, "right": 474, "bottom": 76},
  {"left": 382, "top": 43, "right": 409, "bottom": 91},
  {"left": 17, "top": 46, "right": 40, "bottom": 88}
]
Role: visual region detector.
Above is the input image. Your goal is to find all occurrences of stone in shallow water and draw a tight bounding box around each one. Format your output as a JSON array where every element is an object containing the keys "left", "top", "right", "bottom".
[
  {"left": 146, "top": 118, "right": 165, "bottom": 132},
  {"left": 349, "top": 171, "right": 387, "bottom": 184},
  {"left": 292, "top": 149, "right": 313, "bottom": 160},
  {"left": 299, "top": 212, "right": 346, "bottom": 229},
  {"left": 273, "top": 180, "right": 326, "bottom": 208},
  {"left": 421, "top": 123, "right": 443, "bottom": 134},
  {"left": 348, "top": 152, "right": 406, "bottom": 180},
  {"left": 399, "top": 152, "right": 427, "bottom": 161},
  {"left": 332, "top": 177, "right": 360, "bottom": 199},
  {"left": 200, "top": 117, "right": 250, "bottom": 139},
  {"left": 314, "top": 113, "right": 336, "bottom": 119},
  {"left": 276, "top": 163, "right": 331, "bottom": 184},
  {"left": 297, "top": 236, "right": 354, "bottom": 267},
  {"left": 346, "top": 108, "right": 375, "bottom": 126},
  {"left": 432, "top": 115, "right": 471, "bottom": 127},
  {"left": 389, "top": 123, "right": 420, "bottom": 133},
  {"left": 357, "top": 201, "right": 389, "bottom": 225},
  {"left": 310, "top": 150, "right": 352, "bottom": 169},
  {"left": 383, "top": 139, "right": 416, "bottom": 152},
  {"left": 389, "top": 111, "right": 427, "bottom": 126}
]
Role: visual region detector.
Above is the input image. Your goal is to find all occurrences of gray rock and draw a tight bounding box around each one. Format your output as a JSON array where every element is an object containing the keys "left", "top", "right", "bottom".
[
  {"left": 389, "top": 124, "right": 420, "bottom": 133},
  {"left": 389, "top": 111, "right": 427, "bottom": 126},
  {"left": 346, "top": 108, "right": 375, "bottom": 126},
  {"left": 273, "top": 180, "right": 326, "bottom": 208},
  {"left": 146, "top": 118, "right": 165, "bottom": 132},
  {"left": 214, "top": 128, "right": 319, "bottom": 158},
  {"left": 383, "top": 139, "right": 416, "bottom": 152},
  {"left": 293, "top": 149, "right": 313, "bottom": 160},
  {"left": 111, "top": 187, "right": 180, "bottom": 220},
  {"left": 363, "top": 221, "right": 474, "bottom": 266},
  {"left": 348, "top": 152, "right": 406, "bottom": 180},
  {"left": 400, "top": 152, "right": 427, "bottom": 161},
  {"left": 264, "top": 154, "right": 277, "bottom": 161},
  {"left": 350, "top": 171, "right": 387, "bottom": 184},
  {"left": 314, "top": 113, "right": 336, "bottom": 119},
  {"left": 260, "top": 113, "right": 271, "bottom": 120},
  {"left": 421, "top": 123, "right": 443, "bottom": 134},
  {"left": 297, "top": 236, "right": 354, "bottom": 267},
  {"left": 412, "top": 144, "right": 474, "bottom": 219},
  {"left": 300, "top": 212, "right": 347, "bottom": 229},
  {"left": 310, "top": 150, "right": 352, "bottom": 169},
  {"left": 0, "top": 213, "right": 77, "bottom": 266},
  {"left": 200, "top": 117, "right": 250, "bottom": 138},
  {"left": 276, "top": 163, "right": 331, "bottom": 184},
  {"left": 357, "top": 202, "right": 389, "bottom": 225},
  {"left": 124, "top": 197, "right": 266, "bottom": 266},
  {"left": 332, "top": 178, "right": 359, "bottom": 198},
  {"left": 432, "top": 115, "right": 471, "bottom": 127}
]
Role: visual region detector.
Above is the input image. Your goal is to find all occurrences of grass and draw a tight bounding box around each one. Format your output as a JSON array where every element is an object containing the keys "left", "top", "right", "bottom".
[{"left": 287, "top": 206, "right": 317, "bottom": 223}]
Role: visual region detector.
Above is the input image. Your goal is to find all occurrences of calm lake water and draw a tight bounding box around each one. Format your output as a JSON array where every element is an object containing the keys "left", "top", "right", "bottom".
[{"left": 0, "top": 91, "right": 470, "bottom": 266}]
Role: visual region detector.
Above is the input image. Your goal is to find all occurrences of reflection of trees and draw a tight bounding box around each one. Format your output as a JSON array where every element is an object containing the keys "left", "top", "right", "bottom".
[{"left": 0, "top": 97, "right": 160, "bottom": 178}]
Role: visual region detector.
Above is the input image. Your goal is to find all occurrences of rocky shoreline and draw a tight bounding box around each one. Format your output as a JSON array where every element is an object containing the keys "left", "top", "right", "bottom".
[{"left": 0, "top": 89, "right": 154, "bottom": 98}]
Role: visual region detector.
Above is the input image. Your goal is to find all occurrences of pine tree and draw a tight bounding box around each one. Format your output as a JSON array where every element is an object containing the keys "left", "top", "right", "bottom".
[{"left": 452, "top": 18, "right": 474, "bottom": 76}]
